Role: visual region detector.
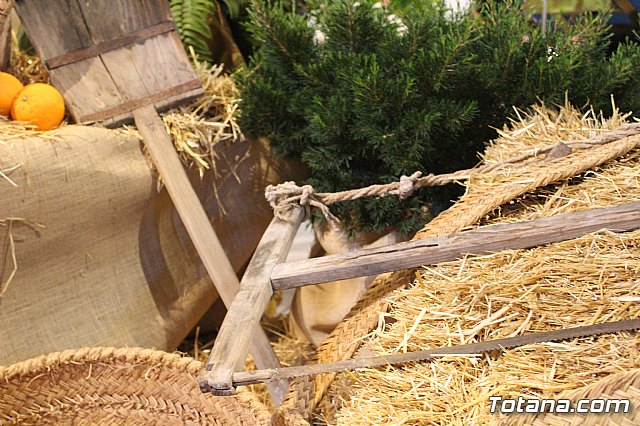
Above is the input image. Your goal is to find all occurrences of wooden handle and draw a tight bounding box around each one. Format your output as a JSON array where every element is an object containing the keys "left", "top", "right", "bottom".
[
  {"left": 199, "top": 207, "right": 304, "bottom": 396},
  {"left": 132, "top": 105, "right": 287, "bottom": 404},
  {"left": 271, "top": 202, "right": 640, "bottom": 289}
]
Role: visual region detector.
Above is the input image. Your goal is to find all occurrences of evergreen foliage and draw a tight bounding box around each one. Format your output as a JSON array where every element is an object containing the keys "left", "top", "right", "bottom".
[
  {"left": 238, "top": 0, "right": 640, "bottom": 235},
  {"left": 170, "top": 0, "right": 248, "bottom": 63}
]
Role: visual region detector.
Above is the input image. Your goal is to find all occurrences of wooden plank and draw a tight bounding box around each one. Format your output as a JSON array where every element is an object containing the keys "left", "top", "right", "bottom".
[
  {"left": 14, "top": 0, "right": 127, "bottom": 121},
  {"left": 15, "top": 0, "right": 197, "bottom": 124},
  {"left": 231, "top": 318, "right": 640, "bottom": 386},
  {"left": 271, "top": 202, "right": 640, "bottom": 290},
  {"left": 129, "top": 32, "right": 197, "bottom": 95},
  {"left": 47, "top": 62, "right": 127, "bottom": 123},
  {"left": 0, "top": 0, "right": 10, "bottom": 71},
  {"left": 102, "top": 87, "right": 203, "bottom": 128},
  {"left": 199, "top": 207, "right": 305, "bottom": 396},
  {"left": 74, "top": 0, "right": 200, "bottom": 122},
  {"left": 81, "top": 79, "right": 201, "bottom": 123},
  {"left": 132, "top": 105, "right": 287, "bottom": 404},
  {"left": 75, "top": 0, "right": 169, "bottom": 42},
  {"left": 14, "top": 0, "right": 90, "bottom": 60},
  {"left": 46, "top": 21, "right": 175, "bottom": 69}
]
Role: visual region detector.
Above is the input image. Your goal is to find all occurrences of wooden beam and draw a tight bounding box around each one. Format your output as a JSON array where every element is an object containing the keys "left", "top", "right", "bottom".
[
  {"left": 0, "top": 0, "right": 11, "bottom": 71},
  {"left": 45, "top": 21, "right": 175, "bottom": 69},
  {"left": 132, "top": 105, "right": 287, "bottom": 404},
  {"left": 271, "top": 202, "right": 640, "bottom": 290},
  {"left": 199, "top": 207, "right": 304, "bottom": 396}
]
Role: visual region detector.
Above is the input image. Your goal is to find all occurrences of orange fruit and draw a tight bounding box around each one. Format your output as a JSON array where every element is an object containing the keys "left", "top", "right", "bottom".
[
  {"left": 0, "top": 72, "right": 25, "bottom": 117},
  {"left": 11, "top": 83, "right": 65, "bottom": 131}
]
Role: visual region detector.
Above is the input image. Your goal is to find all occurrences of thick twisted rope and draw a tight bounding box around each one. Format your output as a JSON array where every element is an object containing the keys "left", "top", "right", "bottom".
[{"left": 265, "top": 122, "right": 640, "bottom": 224}]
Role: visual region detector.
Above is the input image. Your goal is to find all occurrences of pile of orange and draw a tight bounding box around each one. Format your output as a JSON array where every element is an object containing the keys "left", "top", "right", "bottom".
[{"left": 0, "top": 72, "right": 65, "bottom": 131}]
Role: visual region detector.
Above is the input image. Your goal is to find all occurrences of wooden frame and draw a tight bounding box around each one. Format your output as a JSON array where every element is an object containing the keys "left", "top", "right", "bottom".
[{"left": 199, "top": 201, "right": 640, "bottom": 398}]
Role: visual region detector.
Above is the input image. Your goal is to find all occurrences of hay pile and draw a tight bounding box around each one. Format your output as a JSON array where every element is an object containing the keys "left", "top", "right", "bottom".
[
  {"left": 327, "top": 102, "right": 640, "bottom": 425},
  {"left": 137, "top": 50, "right": 244, "bottom": 178}
]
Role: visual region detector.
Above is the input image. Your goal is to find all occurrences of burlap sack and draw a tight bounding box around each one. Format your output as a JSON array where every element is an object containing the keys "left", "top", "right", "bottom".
[{"left": 0, "top": 125, "right": 303, "bottom": 366}]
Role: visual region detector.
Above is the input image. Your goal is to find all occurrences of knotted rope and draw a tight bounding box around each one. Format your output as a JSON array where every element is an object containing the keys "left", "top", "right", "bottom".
[
  {"left": 265, "top": 122, "right": 640, "bottom": 224},
  {"left": 265, "top": 182, "right": 339, "bottom": 225}
]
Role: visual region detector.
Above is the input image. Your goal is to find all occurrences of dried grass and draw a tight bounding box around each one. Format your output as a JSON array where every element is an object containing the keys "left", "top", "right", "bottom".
[
  {"left": 0, "top": 217, "right": 44, "bottom": 298},
  {"left": 9, "top": 30, "right": 50, "bottom": 86},
  {"left": 122, "top": 49, "right": 244, "bottom": 179},
  {"left": 182, "top": 315, "right": 314, "bottom": 411},
  {"left": 328, "top": 102, "right": 640, "bottom": 425}
]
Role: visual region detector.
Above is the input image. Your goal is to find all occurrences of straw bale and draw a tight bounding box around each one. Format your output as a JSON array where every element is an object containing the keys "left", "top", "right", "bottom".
[{"left": 328, "top": 102, "right": 640, "bottom": 425}]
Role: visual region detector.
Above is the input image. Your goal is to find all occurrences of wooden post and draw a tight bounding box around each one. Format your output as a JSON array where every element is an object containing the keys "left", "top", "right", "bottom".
[
  {"left": 132, "top": 105, "right": 288, "bottom": 404},
  {"left": 0, "top": 0, "right": 11, "bottom": 71},
  {"left": 199, "top": 207, "right": 305, "bottom": 396},
  {"left": 271, "top": 202, "right": 640, "bottom": 289}
]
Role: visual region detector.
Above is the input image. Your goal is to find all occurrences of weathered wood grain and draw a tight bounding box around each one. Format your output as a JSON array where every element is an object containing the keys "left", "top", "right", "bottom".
[
  {"left": 0, "top": 0, "right": 10, "bottom": 70},
  {"left": 13, "top": 0, "right": 202, "bottom": 125},
  {"left": 74, "top": 0, "right": 198, "bottom": 122},
  {"left": 46, "top": 21, "right": 175, "bottom": 69},
  {"left": 272, "top": 202, "right": 640, "bottom": 289},
  {"left": 15, "top": 0, "right": 90, "bottom": 59},
  {"left": 133, "top": 105, "right": 287, "bottom": 404},
  {"left": 199, "top": 207, "right": 305, "bottom": 396}
]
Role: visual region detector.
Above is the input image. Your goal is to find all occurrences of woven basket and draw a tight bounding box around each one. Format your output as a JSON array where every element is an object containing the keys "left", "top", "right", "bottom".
[
  {"left": 496, "top": 369, "right": 640, "bottom": 426},
  {"left": 0, "top": 347, "right": 271, "bottom": 425}
]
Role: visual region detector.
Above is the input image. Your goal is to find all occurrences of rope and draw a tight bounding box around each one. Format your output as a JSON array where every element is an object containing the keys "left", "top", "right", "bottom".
[
  {"left": 265, "top": 122, "right": 640, "bottom": 223},
  {"left": 273, "top": 127, "right": 640, "bottom": 425},
  {"left": 265, "top": 182, "right": 339, "bottom": 225}
]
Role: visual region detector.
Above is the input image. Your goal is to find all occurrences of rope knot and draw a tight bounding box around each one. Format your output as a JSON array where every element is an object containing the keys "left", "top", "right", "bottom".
[
  {"left": 265, "top": 181, "right": 339, "bottom": 225},
  {"left": 391, "top": 171, "right": 423, "bottom": 200}
]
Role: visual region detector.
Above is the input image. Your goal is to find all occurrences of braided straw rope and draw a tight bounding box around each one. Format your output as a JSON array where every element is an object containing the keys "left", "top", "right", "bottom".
[
  {"left": 0, "top": 347, "right": 271, "bottom": 425},
  {"left": 273, "top": 129, "right": 640, "bottom": 425},
  {"left": 494, "top": 369, "right": 640, "bottom": 425}
]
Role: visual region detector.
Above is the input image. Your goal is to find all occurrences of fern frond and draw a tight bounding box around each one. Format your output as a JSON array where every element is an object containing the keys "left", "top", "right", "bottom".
[{"left": 170, "top": 0, "right": 215, "bottom": 63}]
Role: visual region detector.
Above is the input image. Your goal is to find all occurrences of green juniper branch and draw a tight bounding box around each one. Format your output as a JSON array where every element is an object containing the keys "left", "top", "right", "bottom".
[{"left": 239, "top": 0, "right": 640, "bottom": 235}]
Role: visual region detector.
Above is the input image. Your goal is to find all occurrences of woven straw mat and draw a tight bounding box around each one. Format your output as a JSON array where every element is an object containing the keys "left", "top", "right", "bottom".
[{"left": 0, "top": 347, "right": 271, "bottom": 425}]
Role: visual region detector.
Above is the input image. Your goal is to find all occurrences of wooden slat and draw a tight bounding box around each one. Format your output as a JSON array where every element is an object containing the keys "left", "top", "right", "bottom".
[
  {"left": 133, "top": 105, "right": 287, "bottom": 404},
  {"left": 46, "top": 21, "right": 175, "bottom": 69},
  {"left": 75, "top": 0, "right": 170, "bottom": 41},
  {"left": 199, "top": 207, "right": 305, "bottom": 396},
  {"left": 81, "top": 79, "right": 202, "bottom": 123},
  {"left": 48, "top": 61, "right": 127, "bottom": 124},
  {"left": 103, "top": 87, "right": 204, "bottom": 128},
  {"left": 15, "top": 0, "right": 199, "bottom": 124},
  {"left": 0, "top": 2, "right": 10, "bottom": 71},
  {"left": 77, "top": 0, "right": 199, "bottom": 122},
  {"left": 271, "top": 202, "right": 640, "bottom": 290},
  {"left": 14, "top": 0, "right": 128, "bottom": 120},
  {"left": 231, "top": 318, "right": 640, "bottom": 386},
  {"left": 14, "top": 0, "right": 90, "bottom": 60}
]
